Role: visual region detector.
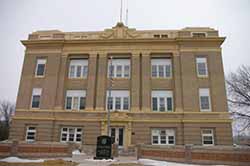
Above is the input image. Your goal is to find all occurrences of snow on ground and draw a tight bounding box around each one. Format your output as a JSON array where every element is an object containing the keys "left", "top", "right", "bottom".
[
  {"left": 85, "top": 158, "right": 117, "bottom": 162},
  {"left": 0, "top": 157, "right": 44, "bottom": 163},
  {"left": 139, "top": 159, "right": 192, "bottom": 166}
]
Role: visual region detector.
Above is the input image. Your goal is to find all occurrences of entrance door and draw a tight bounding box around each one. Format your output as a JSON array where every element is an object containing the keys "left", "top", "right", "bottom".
[{"left": 110, "top": 127, "right": 124, "bottom": 148}]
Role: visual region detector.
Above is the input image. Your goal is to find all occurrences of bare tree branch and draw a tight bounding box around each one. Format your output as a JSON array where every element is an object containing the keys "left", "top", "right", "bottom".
[
  {"left": 227, "top": 65, "right": 250, "bottom": 133},
  {"left": 0, "top": 100, "right": 15, "bottom": 127}
]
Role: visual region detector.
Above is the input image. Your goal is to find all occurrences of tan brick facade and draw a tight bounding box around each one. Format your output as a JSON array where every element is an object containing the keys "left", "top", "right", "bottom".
[{"left": 10, "top": 23, "right": 232, "bottom": 150}]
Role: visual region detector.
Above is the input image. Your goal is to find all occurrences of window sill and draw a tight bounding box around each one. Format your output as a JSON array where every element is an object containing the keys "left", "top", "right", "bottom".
[
  {"left": 34, "top": 75, "right": 45, "bottom": 78},
  {"left": 151, "top": 77, "right": 172, "bottom": 80},
  {"left": 202, "top": 144, "right": 214, "bottom": 146},
  {"left": 108, "top": 77, "right": 130, "bottom": 79},
  {"left": 200, "top": 110, "right": 212, "bottom": 112},
  {"left": 65, "top": 109, "right": 85, "bottom": 111},
  {"left": 197, "top": 75, "right": 209, "bottom": 79},
  {"left": 30, "top": 108, "right": 40, "bottom": 110},
  {"left": 68, "top": 77, "right": 87, "bottom": 80},
  {"left": 152, "top": 111, "right": 174, "bottom": 113}
]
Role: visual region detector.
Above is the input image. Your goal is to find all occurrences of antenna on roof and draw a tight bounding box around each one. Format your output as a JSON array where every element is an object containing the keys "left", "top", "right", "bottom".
[
  {"left": 120, "top": 0, "right": 123, "bottom": 23},
  {"left": 125, "top": 0, "right": 128, "bottom": 26}
]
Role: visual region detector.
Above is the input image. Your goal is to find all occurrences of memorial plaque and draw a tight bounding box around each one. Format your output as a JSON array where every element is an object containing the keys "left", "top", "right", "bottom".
[{"left": 94, "top": 135, "right": 113, "bottom": 160}]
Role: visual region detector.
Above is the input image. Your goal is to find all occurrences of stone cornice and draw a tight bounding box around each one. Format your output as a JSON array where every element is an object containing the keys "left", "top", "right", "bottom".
[{"left": 21, "top": 37, "right": 225, "bottom": 47}]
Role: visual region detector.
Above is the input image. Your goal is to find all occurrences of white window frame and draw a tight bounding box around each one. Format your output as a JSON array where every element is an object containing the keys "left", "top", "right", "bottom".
[
  {"left": 106, "top": 90, "right": 130, "bottom": 111},
  {"left": 65, "top": 90, "right": 86, "bottom": 110},
  {"left": 196, "top": 57, "right": 208, "bottom": 77},
  {"left": 108, "top": 59, "right": 130, "bottom": 78},
  {"left": 26, "top": 126, "right": 36, "bottom": 142},
  {"left": 60, "top": 127, "right": 82, "bottom": 143},
  {"left": 151, "top": 91, "right": 173, "bottom": 112},
  {"left": 35, "top": 59, "right": 46, "bottom": 77},
  {"left": 201, "top": 129, "right": 214, "bottom": 146},
  {"left": 151, "top": 129, "right": 175, "bottom": 145},
  {"left": 199, "top": 88, "right": 211, "bottom": 112},
  {"left": 68, "top": 59, "right": 88, "bottom": 79},
  {"left": 31, "top": 88, "right": 42, "bottom": 109},
  {"left": 151, "top": 59, "right": 172, "bottom": 78}
]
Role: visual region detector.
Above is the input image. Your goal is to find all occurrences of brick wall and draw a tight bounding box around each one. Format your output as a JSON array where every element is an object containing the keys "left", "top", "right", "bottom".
[
  {"left": 0, "top": 141, "right": 73, "bottom": 158},
  {"left": 137, "top": 145, "right": 250, "bottom": 166}
]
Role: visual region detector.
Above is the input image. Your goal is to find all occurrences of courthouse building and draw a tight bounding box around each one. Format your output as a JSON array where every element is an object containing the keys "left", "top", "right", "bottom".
[{"left": 10, "top": 23, "right": 233, "bottom": 151}]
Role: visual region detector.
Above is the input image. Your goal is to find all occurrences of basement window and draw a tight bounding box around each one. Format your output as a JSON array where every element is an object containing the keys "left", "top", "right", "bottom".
[
  {"left": 60, "top": 127, "right": 82, "bottom": 143},
  {"left": 202, "top": 129, "right": 214, "bottom": 146},
  {"left": 26, "top": 126, "right": 36, "bottom": 142},
  {"left": 152, "top": 129, "right": 175, "bottom": 145}
]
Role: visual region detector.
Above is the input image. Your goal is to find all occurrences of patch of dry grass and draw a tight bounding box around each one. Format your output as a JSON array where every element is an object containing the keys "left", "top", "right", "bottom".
[{"left": 0, "top": 159, "right": 78, "bottom": 166}]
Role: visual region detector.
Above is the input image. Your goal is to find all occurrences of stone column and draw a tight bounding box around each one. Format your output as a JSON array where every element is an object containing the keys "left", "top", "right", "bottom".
[
  {"left": 86, "top": 53, "right": 97, "bottom": 111},
  {"left": 141, "top": 52, "right": 151, "bottom": 112},
  {"left": 55, "top": 54, "right": 68, "bottom": 109},
  {"left": 173, "top": 52, "right": 183, "bottom": 112},
  {"left": 131, "top": 52, "right": 140, "bottom": 112},
  {"left": 95, "top": 53, "right": 108, "bottom": 111}
]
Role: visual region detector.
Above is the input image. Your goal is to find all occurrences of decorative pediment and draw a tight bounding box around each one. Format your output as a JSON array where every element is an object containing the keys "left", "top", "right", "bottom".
[
  {"left": 108, "top": 111, "right": 131, "bottom": 121},
  {"left": 100, "top": 22, "right": 140, "bottom": 39}
]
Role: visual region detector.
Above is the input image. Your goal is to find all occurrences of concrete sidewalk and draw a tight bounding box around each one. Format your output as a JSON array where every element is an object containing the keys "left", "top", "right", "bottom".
[{"left": 72, "top": 155, "right": 139, "bottom": 166}]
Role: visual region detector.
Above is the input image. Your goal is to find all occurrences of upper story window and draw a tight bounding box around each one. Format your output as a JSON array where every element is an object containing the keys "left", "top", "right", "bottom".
[
  {"left": 196, "top": 57, "right": 208, "bottom": 77},
  {"left": 192, "top": 32, "right": 207, "bottom": 38},
  {"left": 35, "top": 59, "right": 46, "bottom": 77},
  {"left": 201, "top": 129, "right": 214, "bottom": 146},
  {"left": 153, "top": 34, "right": 160, "bottom": 38},
  {"left": 151, "top": 59, "right": 172, "bottom": 78},
  {"left": 152, "top": 90, "right": 173, "bottom": 112},
  {"left": 152, "top": 129, "right": 175, "bottom": 145},
  {"left": 106, "top": 90, "right": 130, "bottom": 111},
  {"left": 68, "top": 59, "right": 88, "bottom": 79},
  {"left": 31, "top": 88, "right": 42, "bottom": 109},
  {"left": 26, "top": 126, "right": 36, "bottom": 142},
  {"left": 108, "top": 59, "right": 130, "bottom": 78},
  {"left": 199, "top": 88, "right": 211, "bottom": 112},
  {"left": 60, "top": 127, "right": 82, "bottom": 143},
  {"left": 65, "top": 90, "right": 86, "bottom": 110}
]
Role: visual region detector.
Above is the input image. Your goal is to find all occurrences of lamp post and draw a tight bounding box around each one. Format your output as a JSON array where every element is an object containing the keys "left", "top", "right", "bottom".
[{"left": 107, "top": 56, "right": 113, "bottom": 136}]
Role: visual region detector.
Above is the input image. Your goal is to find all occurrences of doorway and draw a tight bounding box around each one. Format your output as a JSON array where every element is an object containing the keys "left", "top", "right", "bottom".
[{"left": 110, "top": 127, "right": 124, "bottom": 148}]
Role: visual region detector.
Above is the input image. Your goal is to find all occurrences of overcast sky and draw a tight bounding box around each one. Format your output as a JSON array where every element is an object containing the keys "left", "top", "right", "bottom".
[{"left": 0, "top": 0, "right": 249, "bottom": 102}]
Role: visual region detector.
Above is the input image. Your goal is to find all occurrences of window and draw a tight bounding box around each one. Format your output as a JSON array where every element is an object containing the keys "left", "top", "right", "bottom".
[
  {"left": 151, "top": 91, "right": 173, "bottom": 112},
  {"left": 199, "top": 88, "right": 211, "bottom": 111},
  {"left": 35, "top": 59, "right": 46, "bottom": 77},
  {"left": 153, "top": 34, "right": 160, "bottom": 38},
  {"left": 201, "top": 129, "right": 214, "bottom": 146},
  {"left": 152, "top": 129, "right": 175, "bottom": 145},
  {"left": 192, "top": 32, "right": 206, "bottom": 38},
  {"left": 196, "top": 57, "right": 208, "bottom": 77},
  {"left": 31, "top": 88, "right": 42, "bottom": 108},
  {"left": 151, "top": 59, "right": 172, "bottom": 78},
  {"left": 60, "top": 127, "right": 82, "bottom": 143},
  {"left": 106, "top": 90, "right": 130, "bottom": 111},
  {"left": 26, "top": 126, "right": 36, "bottom": 142},
  {"left": 65, "top": 90, "right": 86, "bottom": 110},
  {"left": 161, "top": 34, "right": 168, "bottom": 38},
  {"left": 68, "top": 59, "right": 88, "bottom": 78},
  {"left": 108, "top": 59, "right": 130, "bottom": 78}
]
